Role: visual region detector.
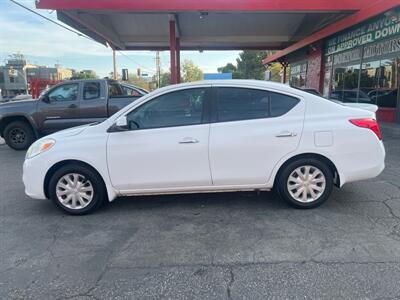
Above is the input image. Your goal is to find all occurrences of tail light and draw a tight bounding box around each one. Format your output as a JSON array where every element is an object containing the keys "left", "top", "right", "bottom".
[{"left": 350, "top": 118, "right": 382, "bottom": 140}]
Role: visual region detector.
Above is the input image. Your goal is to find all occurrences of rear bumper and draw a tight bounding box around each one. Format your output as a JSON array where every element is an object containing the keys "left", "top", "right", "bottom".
[{"left": 338, "top": 141, "right": 385, "bottom": 186}]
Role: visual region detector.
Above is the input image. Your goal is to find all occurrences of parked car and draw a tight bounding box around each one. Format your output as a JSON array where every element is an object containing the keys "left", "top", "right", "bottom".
[
  {"left": 298, "top": 87, "right": 378, "bottom": 113},
  {"left": 369, "top": 89, "right": 398, "bottom": 108},
  {"left": 329, "top": 89, "right": 371, "bottom": 104},
  {"left": 0, "top": 79, "right": 143, "bottom": 150},
  {"left": 22, "top": 80, "right": 385, "bottom": 215}
]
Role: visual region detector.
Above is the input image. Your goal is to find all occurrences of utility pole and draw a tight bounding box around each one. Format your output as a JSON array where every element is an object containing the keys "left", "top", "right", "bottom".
[
  {"left": 155, "top": 51, "right": 161, "bottom": 88},
  {"left": 112, "top": 50, "right": 117, "bottom": 80}
]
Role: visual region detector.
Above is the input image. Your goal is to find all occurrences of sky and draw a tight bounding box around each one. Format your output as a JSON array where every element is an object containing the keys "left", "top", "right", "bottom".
[{"left": 0, "top": 0, "right": 241, "bottom": 77}]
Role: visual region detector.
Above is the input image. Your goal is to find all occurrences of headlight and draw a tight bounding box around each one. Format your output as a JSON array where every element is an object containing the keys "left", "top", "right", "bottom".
[{"left": 26, "top": 139, "right": 56, "bottom": 159}]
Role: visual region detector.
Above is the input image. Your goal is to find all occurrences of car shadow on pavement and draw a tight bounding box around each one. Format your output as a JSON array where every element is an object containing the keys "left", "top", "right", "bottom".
[{"left": 101, "top": 190, "right": 287, "bottom": 215}]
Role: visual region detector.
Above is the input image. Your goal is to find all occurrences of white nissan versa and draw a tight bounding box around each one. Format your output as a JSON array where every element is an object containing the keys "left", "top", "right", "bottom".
[{"left": 23, "top": 80, "right": 385, "bottom": 215}]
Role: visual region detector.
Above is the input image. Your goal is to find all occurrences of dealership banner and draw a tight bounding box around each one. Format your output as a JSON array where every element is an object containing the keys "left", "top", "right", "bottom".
[{"left": 326, "top": 9, "right": 400, "bottom": 55}]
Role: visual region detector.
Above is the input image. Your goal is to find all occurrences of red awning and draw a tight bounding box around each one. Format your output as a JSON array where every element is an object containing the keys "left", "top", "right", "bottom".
[{"left": 263, "top": 0, "right": 400, "bottom": 64}]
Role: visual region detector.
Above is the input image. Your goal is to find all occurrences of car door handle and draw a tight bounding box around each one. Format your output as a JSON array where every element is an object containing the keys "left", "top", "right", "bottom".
[
  {"left": 179, "top": 138, "right": 199, "bottom": 144},
  {"left": 276, "top": 131, "right": 297, "bottom": 137},
  {"left": 68, "top": 104, "right": 78, "bottom": 108}
]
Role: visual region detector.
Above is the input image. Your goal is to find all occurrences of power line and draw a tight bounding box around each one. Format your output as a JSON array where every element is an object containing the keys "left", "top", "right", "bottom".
[
  {"left": 9, "top": 0, "right": 158, "bottom": 74},
  {"left": 116, "top": 50, "right": 156, "bottom": 74},
  {"left": 9, "top": 0, "right": 97, "bottom": 42}
]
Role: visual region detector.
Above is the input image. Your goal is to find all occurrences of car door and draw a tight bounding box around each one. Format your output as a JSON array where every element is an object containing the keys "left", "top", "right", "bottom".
[
  {"left": 37, "top": 82, "right": 81, "bottom": 134},
  {"left": 209, "top": 86, "right": 305, "bottom": 186},
  {"left": 107, "top": 87, "right": 212, "bottom": 192},
  {"left": 79, "top": 81, "right": 108, "bottom": 122}
]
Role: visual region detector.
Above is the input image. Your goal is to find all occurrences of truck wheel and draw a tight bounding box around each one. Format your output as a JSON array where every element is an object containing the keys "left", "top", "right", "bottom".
[{"left": 4, "top": 121, "right": 36, "bottom": 150}]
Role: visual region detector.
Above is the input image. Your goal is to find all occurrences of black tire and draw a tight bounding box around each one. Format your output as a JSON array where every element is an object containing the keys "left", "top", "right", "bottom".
[
  {"left": 48, "top": 164, "right": 106, "bottom": 215},
  {"left": 276, "top": 158, "right": 333, "bottom": 209},
  {"left": 3, "top": 120, "right": 36, "bottom": 150}
]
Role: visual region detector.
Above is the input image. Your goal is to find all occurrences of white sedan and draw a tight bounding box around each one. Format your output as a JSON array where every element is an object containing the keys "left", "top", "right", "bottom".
[{"left": 23, "top": 80, "right": 385, "bottom": 215}]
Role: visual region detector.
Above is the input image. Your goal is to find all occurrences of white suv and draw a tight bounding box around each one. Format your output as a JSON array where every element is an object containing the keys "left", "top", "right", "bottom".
[{"left": 23, "top": 80, "right": 385, "bottom": 215}]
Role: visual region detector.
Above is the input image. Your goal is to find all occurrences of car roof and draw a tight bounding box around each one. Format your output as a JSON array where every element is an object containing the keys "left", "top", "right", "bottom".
[{"left": 156, "top": 79, "right": 306, "bottom": 95}]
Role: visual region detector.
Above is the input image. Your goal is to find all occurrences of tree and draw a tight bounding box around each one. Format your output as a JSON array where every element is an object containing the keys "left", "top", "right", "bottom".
[
  {"left": 72, "top": 70, "right": 98, "bottom": 79},
  {"left": 159, "top": 72, "right": 171, "bottom": 87},
  {"left": 218, "top": 63, "right": 237, "bottom": 74},
  {"left": 127, "top": 75, "right": 151, "bottom": 90},
  {"left": 182, "top": 60, "right": 203, "bottom": 82},
  {"left": 218, "top": 50, "right": 274, "bottom": 80}
]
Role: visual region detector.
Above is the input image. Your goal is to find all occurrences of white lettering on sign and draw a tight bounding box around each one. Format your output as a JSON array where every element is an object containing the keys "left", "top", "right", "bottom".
[{"left": 326, "top": 9, "right": 400, "bottom": 55}]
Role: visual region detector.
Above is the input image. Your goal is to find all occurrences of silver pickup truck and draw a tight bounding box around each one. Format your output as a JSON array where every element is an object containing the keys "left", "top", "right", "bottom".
[{"left": 0, "top": 79, "right": 147, "bottom": 150}]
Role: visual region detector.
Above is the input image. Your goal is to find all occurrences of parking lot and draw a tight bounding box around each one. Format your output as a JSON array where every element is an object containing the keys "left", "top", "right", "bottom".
[{"left": 0, "top": 125, "right": 399, "bottom": 299}]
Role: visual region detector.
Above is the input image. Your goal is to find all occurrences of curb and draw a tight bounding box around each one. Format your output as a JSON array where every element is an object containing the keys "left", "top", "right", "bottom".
[{"left": 0, "top": 138, "right": 5, "bottom": 146}]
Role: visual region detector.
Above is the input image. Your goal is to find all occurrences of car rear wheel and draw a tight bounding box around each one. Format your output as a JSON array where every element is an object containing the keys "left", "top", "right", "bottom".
[
  {"left": 49, "top": 164, "right": 106, "bottom": 215},
  {"left": 277, "top": 158, "right": 333, "bottom": 208},
  {"left": 4, "top": 121, "right": 35, "bottom": 150}
]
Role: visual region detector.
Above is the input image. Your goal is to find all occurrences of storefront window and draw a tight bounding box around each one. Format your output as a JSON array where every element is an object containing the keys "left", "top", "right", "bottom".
[
  {"left": 366, "top": 58, "right": 399, "bottom": 108},
  {"left": 331, "top": 64, "right": 361, "bottom": 103},
  {"left": 290, "top": 62, "right": 307, "bottom": 88},
  {"left": 324, "top": 8, "right": 400, "bottom": 122}
]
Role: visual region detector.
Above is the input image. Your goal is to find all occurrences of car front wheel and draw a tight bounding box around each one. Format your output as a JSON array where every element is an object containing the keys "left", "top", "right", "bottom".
[
  {"left": 277, "top": 158, "right": 333, "bottom": 208},
  {"left": 48, "top": 164, "right": 106, "bottom": 215}
]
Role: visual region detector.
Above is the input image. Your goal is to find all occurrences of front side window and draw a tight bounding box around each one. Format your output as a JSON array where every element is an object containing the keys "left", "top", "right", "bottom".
[
  {"left": 83, "top": 82, "right": 100, "bottom": 100},
  {"left": 48, "top": 83, "right": 78, "bottom": 101},
  {"left": 126, "top": 88, "right": 207, "bottom": 130},
  {"left": 216, "top": 87, "right": 299, "bottom": 122}
]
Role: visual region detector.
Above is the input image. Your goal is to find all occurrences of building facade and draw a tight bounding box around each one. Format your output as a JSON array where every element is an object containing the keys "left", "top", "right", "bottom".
[
  {"left": 265, "top": 7, "right": 400, "bottom": 123},
  {"left": 0, "top": 57, "right": 73, "bottom": 100},
  {"left": 0, "top": 57, "right": 28, "bottom": 99}
]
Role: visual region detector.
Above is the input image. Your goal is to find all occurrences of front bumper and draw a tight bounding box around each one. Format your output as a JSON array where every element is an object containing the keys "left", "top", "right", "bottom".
[{"left": 23, "top": 157, "right": 48, "bottom": 200}]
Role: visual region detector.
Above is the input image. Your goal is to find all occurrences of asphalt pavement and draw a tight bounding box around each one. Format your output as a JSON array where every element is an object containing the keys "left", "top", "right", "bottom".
[{"left": 0, "top": 125, "right": 400, "bottom": 299}]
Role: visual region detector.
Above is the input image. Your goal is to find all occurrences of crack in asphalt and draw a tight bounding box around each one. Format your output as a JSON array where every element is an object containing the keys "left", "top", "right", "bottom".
[{"left": 226, "top": 267, "right": 235, "bottom": 300}]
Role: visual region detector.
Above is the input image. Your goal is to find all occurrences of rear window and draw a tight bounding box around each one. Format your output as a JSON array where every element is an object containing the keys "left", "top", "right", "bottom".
[{"left": 108, "top": 83, "right": 124, "bottom": 98}]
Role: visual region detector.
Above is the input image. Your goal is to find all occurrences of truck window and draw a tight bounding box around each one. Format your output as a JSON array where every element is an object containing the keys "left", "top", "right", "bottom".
[
  {"left": 83, "top": 82, "right": 100, "bottom": 100},
  {"left": 48, "top": 83, "right": 78, "bottom": 101},
  {"left": 108, "top": 83, "right": 124, "bottom": 98}
]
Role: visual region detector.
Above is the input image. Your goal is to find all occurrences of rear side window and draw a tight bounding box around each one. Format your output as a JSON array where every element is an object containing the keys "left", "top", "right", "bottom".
[
  {"left": 270, "top": 92, "right": 300, "bottom": 117},
  {"left": 216, "top": 87, "right": 299, "bottom": 122},
  {"left": 83, "top": 82, "right": 100, "bottom": 100}
]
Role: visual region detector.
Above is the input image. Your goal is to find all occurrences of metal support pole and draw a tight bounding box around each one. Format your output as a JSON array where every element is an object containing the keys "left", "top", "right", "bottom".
[
  {"left": 283, "top": 66, "right": 287, "bottom": 84},
  {"left": 176, "top": 37, "right": 181, "bottom": 83},
  {"left": 169, "top": 20, "right": 177, "bottom": 84},
  {"left": 112, "top": 50, "right": 117, "bottom": 80}
]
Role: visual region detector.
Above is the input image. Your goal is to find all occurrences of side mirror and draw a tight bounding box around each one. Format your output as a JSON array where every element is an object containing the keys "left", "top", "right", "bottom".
[
  {"left": 108, "top": 116, "right": 129, "bottom": 132},
  {"left": 41, "top": 95, "right": 50, "bottom": 103},
  {"left": 115, "top": 116, "right": 128, "bottom": 128}
]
